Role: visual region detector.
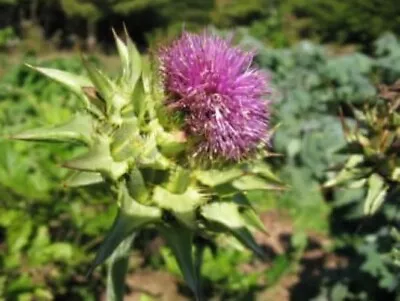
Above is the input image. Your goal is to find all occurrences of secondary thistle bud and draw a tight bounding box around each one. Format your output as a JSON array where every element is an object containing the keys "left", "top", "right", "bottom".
[{"left": 159, "top": 32, "right": 271, "bottom": 162}]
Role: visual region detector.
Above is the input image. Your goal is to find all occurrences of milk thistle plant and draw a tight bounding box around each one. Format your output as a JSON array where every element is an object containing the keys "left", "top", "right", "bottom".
[
  {"left": 325, "top": 80, "right": 400, "bottom": 216},
  {"left": 13, "top": 30, "right": 281, "bottom": 300},
  {"left": 325, "top": 79, "right": 400, "bottom": 274}
]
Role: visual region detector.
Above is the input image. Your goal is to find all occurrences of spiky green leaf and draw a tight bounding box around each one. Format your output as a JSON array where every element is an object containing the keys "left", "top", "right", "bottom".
[
  {"left": 26, "top": 64, "right": 92, "bottom": 99},
  {"left": 232, "top": 194, "right": 268, "bottom": 234},
  {"left": 137, "top": 134, "right": 170, "bottom": 170},
  {"left": 126, "top": 31, "right": 142, "bottom": 93},
  {"left": 141, "top": 55, "right": 152, "bottom": 94},
  {"left": 201, "top": 202, "right": 265, "bottom": 259},
  {"left": 248, "top": 161, "right": 283, "bottom": 184},
  {"left": 12, "top": 114, "right": 94, "bottom": 145},
  {"left": 158, "top": 224, "right": 201, "bottom": 299},
  {"left": 195, "top": 168, "right": 243, "bottom": 187},
  {"left": 152, "top": 186, "right": 206, "bottom": 228},
  {"left": 110, "top": 119, "right": 141, "bottom": 162},
  {"left": 240, "top": 208, "right": 268, "bottom": 235},
  {"left": 82, "top": 57, "right": 115, "bottom": 104},
  {"left": 90, "top": 184, "right": 161, "bottom": 272},
  {"left": 364, "top": 173, "right": 388, "bottom": 215},
  {"left": 324, "top": 155, "right": 367, "bottom": 188},
  {"left": 232, "top": 175, "right": 284, "bottom": 191},
  {"left": 82, "top": 86, "right": 107, "bottom": 114},
  {"left": 106, "top": 234, "right": 136, "bottom": 301},
  {"left": 166, "top": 167, "right": 191, "bottom": 194},
  {"left": 131, "top": 76, "right": 147, "bottom": 122},
  {"left": 156, "top": 128, "right": 186, "bottom": 156},
  {"left": 63, "top": 171, "right": 103, "bottom": 188},
  {"left": 63, "top": 137, "right": 128, "bottom": 180},
  {"left": 112, "top": 29, "right": 130, "bottom": 78},
  {"left": 391, "top": 167, "right": 400, "bottom": 182},
  {"left": 126, "top": 168, "right": 148, "bottom": 203}
]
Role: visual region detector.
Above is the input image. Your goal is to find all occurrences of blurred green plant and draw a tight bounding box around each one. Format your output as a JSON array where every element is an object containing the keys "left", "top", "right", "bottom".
[
  {"left": 0, "top": 56, "right": 115, "bottom": 300},
  {"left": 1, "top": 0, "right": 400, "bottom": 51},
  {"left": 0, "top": 26, "right": 16, "bottom": 49},
  {"left": 318, "top": 79, "right": 400, "bottom": 300},
  {"left": 1, "top": 0, "right": 300, "bottom": 50},
  {"left": 288, "top": 0, "right": 400, "bottom": 49},
  {"left": 237, "top": 31, "right": 400, "bottom": 300},
  {"left": 325, "top": 80, "right": 400, "bottom": 215}
]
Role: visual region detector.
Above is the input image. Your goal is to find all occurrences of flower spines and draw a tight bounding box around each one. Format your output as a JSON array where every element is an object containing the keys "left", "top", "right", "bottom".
[{"left": 159, "top": 32, "right": 270, "bottom": 162}]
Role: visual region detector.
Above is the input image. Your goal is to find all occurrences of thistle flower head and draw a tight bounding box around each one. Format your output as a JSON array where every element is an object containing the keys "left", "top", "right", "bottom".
[{"left": 159, "top": 32, "right": 271, "bottom": 162}]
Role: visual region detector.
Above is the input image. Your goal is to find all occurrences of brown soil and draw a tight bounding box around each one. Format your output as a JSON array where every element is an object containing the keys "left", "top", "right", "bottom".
[{"left": 124, "top": 270, "right": 188, "bottom": 301}]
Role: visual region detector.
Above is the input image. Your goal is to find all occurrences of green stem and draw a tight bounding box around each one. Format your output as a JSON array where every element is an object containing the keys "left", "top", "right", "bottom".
[
  {"left": 194, "top": 243, "right": 205, "bottom": 301},
  {"left": 106, "top": 233, "right": 136, "bottom": 301}
]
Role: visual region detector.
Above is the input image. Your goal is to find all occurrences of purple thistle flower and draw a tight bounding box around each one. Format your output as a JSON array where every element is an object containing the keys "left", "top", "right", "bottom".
[{"left": 159, "top": 32, "right": 270, "bottom": 162}]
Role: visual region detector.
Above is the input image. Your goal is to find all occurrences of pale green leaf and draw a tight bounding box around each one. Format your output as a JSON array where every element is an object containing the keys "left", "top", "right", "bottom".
[
  {"left": 63, "top": 171, "right": 103, "bottom": 187},
  {"left": 364, "top": 173, "right": 388, "bottom": 215},
  {"left": 82, "top": 56, "right": 114, "bottom": 103},
  {"left": 248, "top": 161, "right": 283, "bottom": 184},
  {"left": 166, "top": 167, "right": 191, "bottom": 194},
  {"left": 126, "top": 30, "right": 142, "bottom": 92},
  {"left": 112, "top": 28, "right": 130, "bottom": 77},
  {"left": 152, "top": 186, "right": 206, "bottom": 228},
  {"left": 106, "top": 234, "right": 136, "bottom": 301},
  {"left": 232, "top": 175, "right": 284, "bottom": 191},
  {"left": 63, "top": 137, "right": 128, "bottom": 180},
  {"left": 110, "top": 119, "right": 141, "bottom": 161},
  {"left": 12, "top": 113, "right": 94, "bottom": 145},
  {"left": 324, "top": 155, "right": 367, "bottom": 188},
  {"left": 241, "top": 208, "right": 268, "bottom": 235},
  {"left": 195, "top": 168, "right": 243, "bottom": 187},
  {"left": 26, "top": 64, "right": 92, "bottom": 98},
  {"left": 126, "top": 168, "right": 148, "bottom": 203},
  {"left": 158, "top": 224, "right": 201, "bottom": 299},
  {"left": 90, "top": 184, "right": 161, "bottom": 272},
  {"left": 201, "top": 202, "right": 265, "bottom": 258}
]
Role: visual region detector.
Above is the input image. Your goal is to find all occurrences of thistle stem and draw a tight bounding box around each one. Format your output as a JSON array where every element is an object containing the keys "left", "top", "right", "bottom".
[
  {"left": 194, "top": 243, "right": 205, "bottom": 301},
  {"left": 106, "top": 233, "right": 136, "bottom": 301}
]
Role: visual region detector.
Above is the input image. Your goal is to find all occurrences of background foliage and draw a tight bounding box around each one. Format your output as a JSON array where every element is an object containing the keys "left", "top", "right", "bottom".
[
  {"left": 1, "top": 0, "right": 399, "bottom": 50},
  {"left": 0, "top": 0, "right": 400, "bottom": 300}
]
